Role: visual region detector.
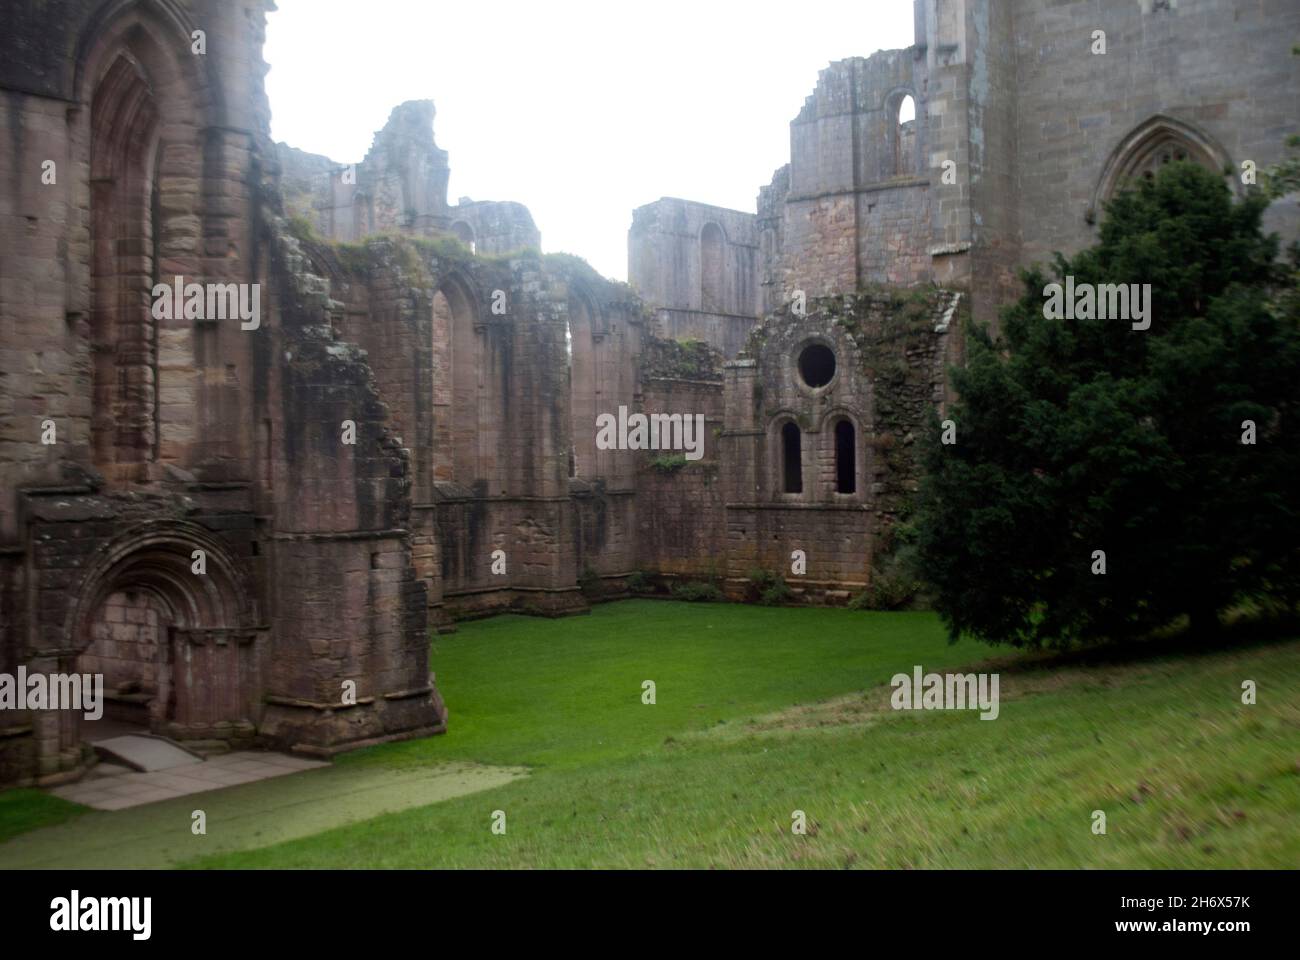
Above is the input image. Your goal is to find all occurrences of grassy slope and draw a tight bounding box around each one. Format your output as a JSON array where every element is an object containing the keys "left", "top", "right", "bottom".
[
  {"left": 0, "top": 790, "right": 86, "bottom": 846},
  {"left": 187, "top": 600, "right": 1300, "bottom": 869},
  {"left": 337, "top": 602, "right": 969, "bottom": 771}
]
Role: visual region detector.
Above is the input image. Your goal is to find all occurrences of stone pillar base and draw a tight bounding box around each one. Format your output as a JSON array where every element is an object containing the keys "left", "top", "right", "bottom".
[{"left": 258, "top": 687, "right": 446, "bottom": 756}]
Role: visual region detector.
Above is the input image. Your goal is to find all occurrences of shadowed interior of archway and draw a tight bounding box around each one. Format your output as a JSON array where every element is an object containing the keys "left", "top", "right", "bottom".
[{"left": 70, "top": 535, "right": 248, "bottom": 745}]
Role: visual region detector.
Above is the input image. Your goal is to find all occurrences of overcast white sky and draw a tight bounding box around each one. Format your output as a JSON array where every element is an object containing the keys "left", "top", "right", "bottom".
[{"left": 264, "top": 0, "right": 915, "bottom": 280}]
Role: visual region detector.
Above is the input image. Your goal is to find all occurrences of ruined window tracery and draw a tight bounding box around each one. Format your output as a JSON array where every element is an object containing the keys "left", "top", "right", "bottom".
[
  {"left": 1128, "top": 136, "right": 1203, "bottom": 186},
  {"left": 1092, "top": 116, "right": 1233, "bottom": 216}
]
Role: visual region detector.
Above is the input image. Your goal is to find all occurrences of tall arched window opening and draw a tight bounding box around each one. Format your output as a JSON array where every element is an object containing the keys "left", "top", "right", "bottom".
[
  {"left": 834, "top": 419, "right": 856, "bottom": 494},
  {"left": 568, "top": 294, "right": 598, "bottom": 479},
  {"left": 782, "top": 422, "right": 803, "bottom": 494},
  {"left": 894, "top": 94, "right": 916, "bottom": 176},
  {"left": 91, "top": 54, "right": 161, "bottom": 477},
  {"left": 450, "top": 220, "right": 476, "bottom": 254},
  {"left": 700, "top": 222, "right": 724, "bottom": 313},
  {"left": 430, "top": 279, "right": 479, "bottom": 483}
]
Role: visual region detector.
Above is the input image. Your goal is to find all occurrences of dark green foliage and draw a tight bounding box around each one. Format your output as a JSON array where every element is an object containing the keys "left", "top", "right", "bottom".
[
  {"left": 410, "top": 233, "right": 476, "bottom": 262},
  {"left": 916, "top": 162, "right": 1300, "bottom": 646},
  {"left": 626, "top": 570, "right": 654, "bottom": 594},
  {"left": 285, "top": 214, "right": 320, "bottom": 245},
  {"left": 578, "top": 565, "right": 602, "bottom": 599},
  {"left": 744, "top": 567, "right": 794, "bottom": 606},
  {"left": 853, "top": 522, "right": 926, "bottom": 611},
  {"left": 648, "top": 453, "right": 688, "bottom": 473},
  {"left": 670, "top": 580, "right": 723, "bottom": 602},
  {"left": 670, "top": 561, "right": 723, "bottom": 601},
  {"left": 760, "top": 580, "right": 794, "bottom": 606}
]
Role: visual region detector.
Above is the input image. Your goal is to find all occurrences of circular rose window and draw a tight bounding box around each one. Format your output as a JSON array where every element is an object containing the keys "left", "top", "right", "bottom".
[{"left": 797, "top": 343, "right": 836, "bottom": 389}]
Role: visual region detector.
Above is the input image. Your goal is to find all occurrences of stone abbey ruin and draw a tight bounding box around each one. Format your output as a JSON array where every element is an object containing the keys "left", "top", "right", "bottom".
[{"left": 2, "top": 0, "right": 1297, "bottom": 784}]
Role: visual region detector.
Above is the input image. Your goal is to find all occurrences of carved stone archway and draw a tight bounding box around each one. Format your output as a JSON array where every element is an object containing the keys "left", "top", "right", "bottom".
[{"left": 61, "top": 523, "right": 259, "bottom": 755}]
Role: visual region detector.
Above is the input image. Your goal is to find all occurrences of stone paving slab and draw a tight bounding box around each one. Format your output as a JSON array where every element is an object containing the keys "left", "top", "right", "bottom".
[
  {"left": 92, "top": 735, "right": 203, "bottom": 773},
  {"left": 49, "top": 750, "right": 329, "bottom": 810}
]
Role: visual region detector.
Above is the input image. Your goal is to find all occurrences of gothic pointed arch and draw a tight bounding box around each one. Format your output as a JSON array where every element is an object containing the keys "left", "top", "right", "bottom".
[
  {"left": 77, "top": 1, "right": 220, "bottom": 482},
  {"left": 1091, "top": 115, "right": 1235, "bottom": 216}
]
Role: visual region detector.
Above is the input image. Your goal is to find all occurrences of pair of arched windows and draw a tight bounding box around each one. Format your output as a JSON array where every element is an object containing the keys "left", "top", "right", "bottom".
[{"left": 780, "top": 420, "right": 856, "bottom": 495}]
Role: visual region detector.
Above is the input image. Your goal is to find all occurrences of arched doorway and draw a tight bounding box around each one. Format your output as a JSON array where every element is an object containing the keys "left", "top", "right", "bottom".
[
  {"left": 80, "top": 586, "right": 175, "bottom": 736},
  {"left": 64, "top": 525, "right": 255, "bottom": 754}
]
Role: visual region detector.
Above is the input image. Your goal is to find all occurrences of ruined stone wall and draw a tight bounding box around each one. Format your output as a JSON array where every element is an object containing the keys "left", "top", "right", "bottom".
[
  {"left": 0, "top": 0, "right": 444, "bottom": 782},
  {"left": 278, "top": 142, "right": 355, "bottom": 240},
  {"left": 632, "top": 376, "right": 725, "bottom": 579},
  {"left": 628, "top": 198, "right": 759, "bottom": 358},
  {"left": 225, "top": 220, "right": 442, "bottom": 755},
  {"left": 448, "top": 199, "right": 541, "bottom": 255},
  {"left": 277, "top": 104, "right": 544, "bottom": 260},
  {"left": 573, "top": 486, "right": 637, "bottom": 583},
  {"left": 713, "top": 290, "right": 960, "bottom": 598},
  {"left": 276, "top": 101, "right": 452, "bottom": 242},
  {"left": 757, "top": 165, "right": 790, "bottom": 316},
  {"left": 1010, "top": 0, "right": 1300, "bottom": 268},
  {"left": 279, "top": 226, "right": 649, "bottom": 623},
  {"left": 0, "top": 0, "right": 274, "bottom": 541},
  {"left": 762, "top": 49, "right": 934, "bottom": 311},
  {"left": 913, "top": 0, "right": 1300, "bottom": 328},
  {"left": 959, "top": 0, "right": 1021, "bottom": 332},
  {"left": 1, "top": 0, "right": 279, "bottom": 781}
]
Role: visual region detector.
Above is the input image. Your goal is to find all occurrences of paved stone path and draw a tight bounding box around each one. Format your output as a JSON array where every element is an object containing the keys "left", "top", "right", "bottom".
[
  {"left": 50, "top": 751, "right": 327, "bottom": 810},
  {"left": 0, "top": 760, "right": 527, "bottom": 868}
]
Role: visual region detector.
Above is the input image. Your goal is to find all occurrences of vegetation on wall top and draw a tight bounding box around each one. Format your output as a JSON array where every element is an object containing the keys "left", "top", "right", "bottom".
[{"left": 639, "top": 336, "right": 724, "bottom": 382}]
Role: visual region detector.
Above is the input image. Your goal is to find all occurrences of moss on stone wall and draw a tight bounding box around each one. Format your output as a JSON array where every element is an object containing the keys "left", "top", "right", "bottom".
[
  {"left": 638, "top": 337, "right": 724, "bottom": 382},
  {"left": 745, "top": 284, "right": 965, "bottom": 535}
]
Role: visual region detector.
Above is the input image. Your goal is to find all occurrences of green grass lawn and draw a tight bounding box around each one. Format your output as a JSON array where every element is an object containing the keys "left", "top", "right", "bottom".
[
  {"left": 175, "top": 600, "right": 1299, "bottom": 869},
  {"left": 0, "top": 790, "right": 86, "bottom": 846}
]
